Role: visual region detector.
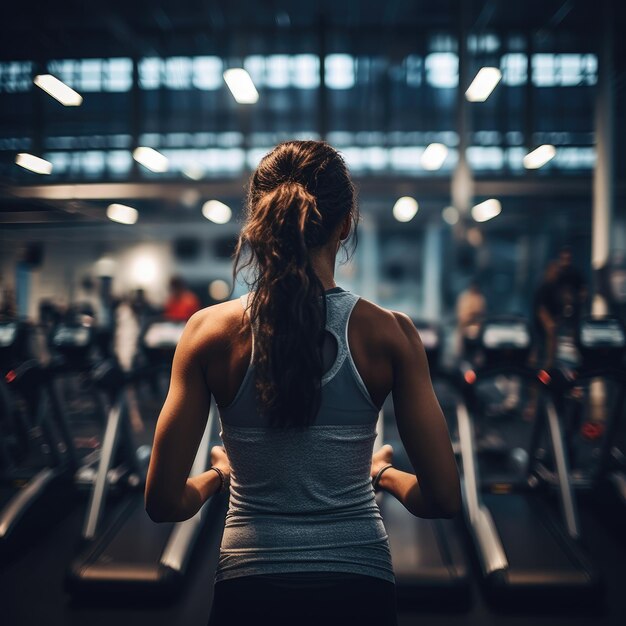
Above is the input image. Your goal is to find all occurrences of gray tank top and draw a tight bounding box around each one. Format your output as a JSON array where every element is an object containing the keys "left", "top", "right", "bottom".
[{"left": 215, "top": 288, "right": 394, "bottom": 584}]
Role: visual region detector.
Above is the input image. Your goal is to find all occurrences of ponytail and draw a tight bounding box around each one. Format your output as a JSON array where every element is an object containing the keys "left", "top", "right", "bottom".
[{"left": 233, "top": 141, "right": 357, "bottom": 427}]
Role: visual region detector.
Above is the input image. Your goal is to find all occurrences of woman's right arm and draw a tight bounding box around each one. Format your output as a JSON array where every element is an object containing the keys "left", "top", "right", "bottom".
[{"left": 383, "top": 312, "right": 461, "bottom": 518}]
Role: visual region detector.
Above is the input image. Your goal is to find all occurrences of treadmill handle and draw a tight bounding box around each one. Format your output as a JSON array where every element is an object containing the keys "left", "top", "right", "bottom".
[{"left": 544, "top": 397, "right": 581, "bottom": 540}]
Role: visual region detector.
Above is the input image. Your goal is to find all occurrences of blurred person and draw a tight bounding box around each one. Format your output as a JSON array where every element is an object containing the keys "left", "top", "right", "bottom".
[
  {"left": 145, "top": 141, "right": 460, "bottom": 626},
  {"left": 71, "top": 275, "right": 101, "bottom": 322},
  {"left": 455, "top": 279, "right": 486, "bottom": 360},
  {"left": 130, "top": 288, "right": 157, "bottom": 327},
  {"left": 163, "top": 276, "right": 201, "bottom": 322},
  {"left": 524, "top": 261, "right": 561, "bottom": 420},
  {"left": 555, "top": 247, "right": 587, "bottom": 328},
  {"left": 532, "top": 261, "right": 562, "bottom": 369}
]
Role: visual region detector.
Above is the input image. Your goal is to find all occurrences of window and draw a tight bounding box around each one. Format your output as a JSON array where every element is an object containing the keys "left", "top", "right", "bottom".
[
  {"left": 325, "top": 54, "right": 355, "bottom": 89},
  {"left": 193, "top": 57, "right": 223, "bottom": 90},
  {"left": 0, "top": 61, "right": 32, "bottom": 92},
  {"left": 532, "top": 54, "right": 597, "bottom": 87},
  {"left": 501, "top": 53, "right": 527, "bottom": 86},
  {"left": 425, "top": 53, "right": 458, "bottom": 88}
]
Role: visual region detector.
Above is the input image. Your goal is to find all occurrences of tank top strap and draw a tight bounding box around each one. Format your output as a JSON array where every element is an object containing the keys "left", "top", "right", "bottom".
[
  {"left": 238, "top": 290, "right": 359, "bottom": 383},
  {"left": 322, "top": 290, "right": 359, "bottom": 384},
  {"left": 324, "top": 290, "right": 359, "bottom": 338}
]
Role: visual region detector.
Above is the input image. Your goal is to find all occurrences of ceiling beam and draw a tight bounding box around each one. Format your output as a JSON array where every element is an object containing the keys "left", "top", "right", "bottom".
[{"left": 2, "top": 176, "right": 612, "bottom": 204}]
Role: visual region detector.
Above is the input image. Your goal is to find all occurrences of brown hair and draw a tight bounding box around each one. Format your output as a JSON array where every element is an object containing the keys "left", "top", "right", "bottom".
[{"left": 233, "top": 140, "right": 358, "bottom": 427}]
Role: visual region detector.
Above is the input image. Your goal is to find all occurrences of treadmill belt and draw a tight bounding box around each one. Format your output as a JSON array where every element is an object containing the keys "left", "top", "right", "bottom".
[
  {"left": 486, "top": 493, "right": 572, "bottom": 569},
  {"left": 382, "top": 495, "right": 465, "bottom": 583},
  {"left": 380, "top": 416, "right": 469, "bottom": 607},
  {"left": 92, "top": 495, "right": 173, "bottom": 565},
  {"left": 485, "top": 492, "right": 594, "bottom": 586},
  {"left": 74, "top": 493, "right": 174, "bottom": 583}
]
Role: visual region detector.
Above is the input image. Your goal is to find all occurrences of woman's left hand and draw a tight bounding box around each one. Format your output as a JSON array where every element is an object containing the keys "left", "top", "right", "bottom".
[{"left": 371, "top": 444, "right": 393, "bottom": 481}]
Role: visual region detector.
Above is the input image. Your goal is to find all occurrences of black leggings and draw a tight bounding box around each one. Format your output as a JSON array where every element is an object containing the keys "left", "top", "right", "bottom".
[{"left": 207, "top": 572, "right": 397, "bottom": 626}]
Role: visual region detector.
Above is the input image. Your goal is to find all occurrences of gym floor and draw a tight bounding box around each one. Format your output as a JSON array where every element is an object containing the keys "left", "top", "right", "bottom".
[{"left": 2, "top": 493, "right": 625, "bottom": 626}]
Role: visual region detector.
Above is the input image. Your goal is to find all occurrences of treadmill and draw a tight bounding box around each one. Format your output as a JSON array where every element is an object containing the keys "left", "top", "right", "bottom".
[
  {"left": 67, "top": 320, "right": 224, "bottom": 596},
  {"left": 377, "top": 321, "right": 470, "bottom": 608},
  {"left": 0, "top": 321, "right": 75, "bottom": 553},
  {"left": 545, "top": 316, "right": 626, "bottom": 506},
  {"left": 457, "top": 316, "right": 601, "bottom": 606}
]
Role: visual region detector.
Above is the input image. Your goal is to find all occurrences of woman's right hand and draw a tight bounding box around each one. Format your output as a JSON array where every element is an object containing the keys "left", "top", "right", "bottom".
[
  {"left": 211, "top": 445, "right": 231, "bottom": 479},
  {"left": 371, "top": 444, "right": 394, "bottom": 481}
]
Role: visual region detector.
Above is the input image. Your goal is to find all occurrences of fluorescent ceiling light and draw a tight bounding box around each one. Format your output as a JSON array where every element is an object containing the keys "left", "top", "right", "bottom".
[
  {"left": 15, "top": 153, "right": 53, "bottom": 175},
  {"left": 421, "top": 143, "right": 448, "bottom": 171},
  {"left": 107, "top": 203, "right": 138, "bottom": 225},
  {"left": 471, "top": 199, "right": 501, "bottom": 223},
  {"left": 223, "top": 68, "right": 259, "bottom": 104},
  {"left": 523, "top": 144, "right": 557, "bottom": 169},
  {"left": 442, "top": 206, "right": 459, "bottom": 225},
  {"left": 202, "top": 200, "right": 232, "bottom": 224},
  {"left": 465, "top": 67, "right": 502, "bottom": 102},
  {"left": 133, "top": 147, "right": 169, "bottom": 173},
  {"left": 392, "top": 196, "right": 419, "bottom": 222},
  {"left": 34, "top": 74, "right": 83, "bottom": 106}
]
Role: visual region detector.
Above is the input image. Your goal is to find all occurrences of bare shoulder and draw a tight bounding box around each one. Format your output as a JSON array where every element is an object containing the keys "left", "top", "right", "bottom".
[
  {"left": 351, "top": 297, "right": 423, "bottom": 354},
  {"left": 177, "top": 298, "right": 247, "bottom": 361}
]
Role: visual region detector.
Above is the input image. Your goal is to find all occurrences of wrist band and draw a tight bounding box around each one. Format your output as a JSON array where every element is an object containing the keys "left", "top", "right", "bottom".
[
  {"left": 372, "top": 464, "right": 393, "bottom": 491},
  {"left": 209, "top": 466, "right": 228, "bottom": 493}
]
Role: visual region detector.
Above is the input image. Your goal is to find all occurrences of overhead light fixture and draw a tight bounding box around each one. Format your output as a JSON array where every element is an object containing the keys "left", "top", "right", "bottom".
[
  {"left": 471, "top": 199, "right": 501, "bottom": 223},
  {"left": 523, "top": 144, "right": 557, "bottom": 169},
  {"left": 209, "top": 279, "right": 231, "bottom": 301},
  {"left": 107, "top": 203, "right": 138, "bottom": 225},
  {"left": 34, "top": 74, "right": 83, "bottom": 106},
  {"left": 94, "top": 257, "right": 117, "bottom": 277},
  {"left": 133, "top": 147, "right": 169, "bottom": 173},
  {"left": 421, "top": 143, "right": 448, "bottom": 171},
  {"left": 465, "top": 67, "right": 502, "bottom": 102},
  {"left": 202, "top": 200, "right": 232, "bottom": 224},
  {"left": 442, "top": 206, "right": 459, "bottom": 225},
  {"left": 15, "top": 153, "right": 53, "bottom": 175},
  {"left": 392, "top": 196, "right": 419, "bottom": 223},
  {"left": 223, "top": 68, "right": 259, "bottom": 104}
]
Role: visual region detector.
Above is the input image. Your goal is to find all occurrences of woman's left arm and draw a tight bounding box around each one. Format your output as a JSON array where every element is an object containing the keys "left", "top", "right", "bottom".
[{"left": 145, "top": 312, "right": 229, "bottom": 523}]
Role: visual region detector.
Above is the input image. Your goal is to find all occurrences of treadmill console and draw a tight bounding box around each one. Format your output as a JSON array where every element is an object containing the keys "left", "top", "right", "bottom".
[
  {"left": 51, "top": 324, "right": 92, "bottom": 348},
  {"left": 577, "top": 316, "right": 626, "bottom": 369},
  {"left": 0, "top": 320, "right": 30, "bottom": 367},
  {"left": 50, "top": 322, "right": 95, "bottom": 364},
  {"left": 143, "top": 321, "right": 185, "bottom": 350},
  {"left": 412, "top": 320, "right": 441, "bottom": 373},
  {"left": 0, "top": 321, "right": 18, "bottom": 348},
  {"left": 479, "top": 317, "right": 532, "bottom": 367}
]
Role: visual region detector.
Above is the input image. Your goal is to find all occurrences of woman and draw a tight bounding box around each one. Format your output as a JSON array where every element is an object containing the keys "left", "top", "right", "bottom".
[{"left": 145, "top": 141, "right": 460, "bottom": 625}]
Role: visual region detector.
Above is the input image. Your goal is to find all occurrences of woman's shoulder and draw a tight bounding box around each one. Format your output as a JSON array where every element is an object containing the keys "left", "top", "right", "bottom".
[
  {"left": 179, "top": 298, "right": 248, "bottom": 358},
  {"left": 349, "top": 297, "right": 421, "bottom": 352}
]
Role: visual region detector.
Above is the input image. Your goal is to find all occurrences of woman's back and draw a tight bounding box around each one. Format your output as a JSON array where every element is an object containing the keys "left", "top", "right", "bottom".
[{"left": 214, "top": 288, "right": 394, "bottom": 583}]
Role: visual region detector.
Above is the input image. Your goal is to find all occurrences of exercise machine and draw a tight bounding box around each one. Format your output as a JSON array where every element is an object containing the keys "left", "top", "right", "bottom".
[
  {"left": 457, "top": 316, "right": 601, "bottom": 606},
  {"left": 67, "top": 319, "right": 222, "bottom": 596},
  {"left": 378, "top": 320, "right": 470, "bottom": 608},
  {"left": 0, "top": 320, "right": 75, "bottom": 553}
]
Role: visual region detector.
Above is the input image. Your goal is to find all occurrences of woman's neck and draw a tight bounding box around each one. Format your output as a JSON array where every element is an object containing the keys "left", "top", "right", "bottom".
[{"left": 310, "top": 248, "right": 337, "bottom": 291}]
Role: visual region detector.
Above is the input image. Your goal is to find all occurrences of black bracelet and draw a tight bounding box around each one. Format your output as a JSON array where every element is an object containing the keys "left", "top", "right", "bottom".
[
  {"left": 209, "top": 466, "right": 228, "bottom": 493},
  {"left": 372, "top": 464, "right": 393, "bottom": 491}
]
